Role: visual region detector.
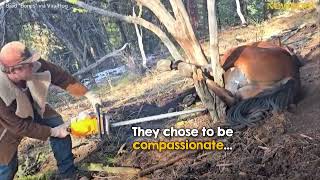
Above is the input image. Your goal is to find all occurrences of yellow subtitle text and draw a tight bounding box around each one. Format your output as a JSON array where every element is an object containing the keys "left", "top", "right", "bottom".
[{"left": 132, "top": 140, "right": 225, "bottom": 152}]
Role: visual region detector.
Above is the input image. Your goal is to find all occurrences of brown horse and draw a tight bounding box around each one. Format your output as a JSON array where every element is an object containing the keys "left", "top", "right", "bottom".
[
  {"left": 216, "top": 41, "right": 301, "bottom": 102},
  {"left": 157, "top": 41, "right": 302, "bottom": 126},
  {"left": 207, "top": 41, "right": 301, "bottom": 125}
]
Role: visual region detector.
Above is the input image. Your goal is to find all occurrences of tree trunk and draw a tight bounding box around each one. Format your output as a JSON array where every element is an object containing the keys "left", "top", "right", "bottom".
[
  {"left": 235, "top": 0, "right": 247, "bottom": 25},
  {"left": 66, "top": 0, "right": 227, "bottom": 122},
  {"left": 112, "top": 3, "right": 129, "bottom": 43},
  {"left": 207, "top": 0, "right": 226, "bottom": 121},
  {"left": 133, "top": 6, "right": 148, "bottom": 69}
]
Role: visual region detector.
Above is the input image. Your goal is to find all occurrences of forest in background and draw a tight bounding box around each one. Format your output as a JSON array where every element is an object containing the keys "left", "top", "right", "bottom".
[{"left": 0, "top": 0, "right": 302, "bottom": 82}]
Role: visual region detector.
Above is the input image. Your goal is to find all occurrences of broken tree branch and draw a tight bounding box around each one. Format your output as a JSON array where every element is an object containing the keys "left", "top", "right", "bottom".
[{"left": 73, "top": 43, "right": 129, "bottom": 76}]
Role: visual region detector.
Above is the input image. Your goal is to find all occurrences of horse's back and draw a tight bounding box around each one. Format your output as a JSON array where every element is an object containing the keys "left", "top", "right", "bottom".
[{"left": 233, "top": 47, "right": 298, "bottom": 83}]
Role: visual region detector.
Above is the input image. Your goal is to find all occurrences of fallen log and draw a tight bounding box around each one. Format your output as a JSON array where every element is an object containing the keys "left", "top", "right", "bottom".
[
  {"left": 73, "top": 43, "right": 129, "bottom": 76},
  {"left": 80, "top": 163, "right": 140, "bottom": 175}
]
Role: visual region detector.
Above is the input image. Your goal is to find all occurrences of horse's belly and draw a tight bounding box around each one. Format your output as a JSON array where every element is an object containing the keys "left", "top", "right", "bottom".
[
  {"left": 224, "top": 67, "right": 275, "bottom": 100},
  {"left": 224, "top": 67, "right": 249, "bottom": 95}
]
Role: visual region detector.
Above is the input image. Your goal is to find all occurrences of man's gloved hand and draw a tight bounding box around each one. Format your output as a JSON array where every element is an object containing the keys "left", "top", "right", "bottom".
[
  {"left": 50, "top": 123, "right": 70, "bottom": 138},
  {"left": 84, "top": 91, "right": 102, "bottom": 109}
]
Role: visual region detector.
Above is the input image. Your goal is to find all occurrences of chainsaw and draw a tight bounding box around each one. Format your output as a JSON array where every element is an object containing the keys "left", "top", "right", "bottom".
[
  {"left": 67, "top": 104, "right": 107, "bottom": 139},
  {"left": 68, "top": 104, "right": 207, "bottom": 139}
]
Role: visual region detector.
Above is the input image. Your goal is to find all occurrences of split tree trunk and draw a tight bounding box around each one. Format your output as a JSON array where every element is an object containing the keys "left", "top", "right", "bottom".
[{"left": 65, "top": 0, "right": 227, "bottom": 122}]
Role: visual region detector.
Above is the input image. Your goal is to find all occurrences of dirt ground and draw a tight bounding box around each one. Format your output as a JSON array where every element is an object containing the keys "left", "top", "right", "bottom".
[{"left": 16, "top": 10, "right": 319, "bottom": 180}]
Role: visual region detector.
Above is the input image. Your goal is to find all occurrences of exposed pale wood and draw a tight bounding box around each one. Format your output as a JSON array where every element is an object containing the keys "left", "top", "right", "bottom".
[
  {"left": 136, "top": 0, "right": 176, "bottom": 33},
  {"left": 206, "top": 0, "right": 227, "bottom": 121},
  {"left": 168, "top": 0, "right": 208, "bottom": 65}
]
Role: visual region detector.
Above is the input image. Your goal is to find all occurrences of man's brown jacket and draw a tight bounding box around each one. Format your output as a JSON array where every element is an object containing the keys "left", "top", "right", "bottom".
[{"left": 0, "top": 59, "right": 88, "bottom": 164}]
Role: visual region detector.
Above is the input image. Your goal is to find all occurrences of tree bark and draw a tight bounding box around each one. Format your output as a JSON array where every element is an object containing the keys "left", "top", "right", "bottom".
[
  {"left": 207, "top": 0, "right": 224, "bottom": 87},
  {"left": 207, "top": 0, "right": 226, "bottom": 121}
]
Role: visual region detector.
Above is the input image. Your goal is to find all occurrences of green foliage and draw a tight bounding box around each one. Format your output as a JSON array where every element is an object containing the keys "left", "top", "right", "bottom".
[
  {"left": 20, "top": 23, "right": 55, "bottom": 59},
  {"left": 105, "top": 22, "right": 122, "bottom": 48},
  {"left": 16, "top": 152, "right": 53, "bottom": 179},
  {"left": 246, "top": 0, "right": 265, "bottom": 24},
  {"left": 104, "top": 154, "right": 117, "bottom": 164},
  {"left": 217, "top": 0, "right": 238, "bottom": 27}
]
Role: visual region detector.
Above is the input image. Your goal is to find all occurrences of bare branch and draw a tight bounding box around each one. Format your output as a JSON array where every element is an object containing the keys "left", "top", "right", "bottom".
[{"left": 73, "top": 43, "right": 129, "bottom": 76}]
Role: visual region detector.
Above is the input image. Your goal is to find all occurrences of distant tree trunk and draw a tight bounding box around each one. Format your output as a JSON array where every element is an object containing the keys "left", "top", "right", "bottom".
[
  {"left": 235, "top": 0, "right": 247, "bottom": 26},
  {"left": 186, "top": 0, "right": 199, "bottom": 31},
  {"left": 0, "top": 7, "right": 6, "bottom": 46},
  {"left": 112, "top": 3, "right": 129, "bottom": 43},
  {"left": 264, "top": 0, "right": 274, "bottom": 20},
  {"left": 133, "top": 6, "right": 147, "bottom": 69},
  {"left": 241, "top": 0, "right": 248, "bottom": 17},
  {"left": 216, "top": 2, "right": 221, "bottom": 29}
]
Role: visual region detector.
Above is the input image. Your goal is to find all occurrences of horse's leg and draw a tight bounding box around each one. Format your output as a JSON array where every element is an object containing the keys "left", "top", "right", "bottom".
[
  {"left": 235, "top": 84, "right": 268, "bottom": 100},
  {"left": 205, "top": 78, "right": 237, "bottom": 106}
]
